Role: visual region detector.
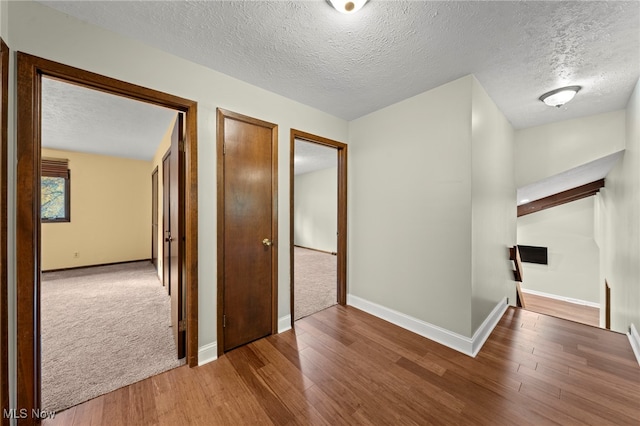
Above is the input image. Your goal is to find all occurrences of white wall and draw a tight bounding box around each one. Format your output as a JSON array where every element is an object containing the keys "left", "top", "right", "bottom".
[
  {"left": 1, "top": 0, "right": 17, "bottom": 415},
  {"left": 7, "top": 0, "right": 348, "bottom": 362},
  {"left": 515, "top": 110, "right": 626, "bottom": 187},
  {"left": 595, "top": 77, "right": 640, "bottom": 334},
  {"left": 0, "top": 1, "right": 4, "bottom": 40},
  {"left": 518, "top": 197, "right": 600, "bottom": 304},
  {"left": 294, "top": 167, "right": 337, "bottom": 253},
  {"left": 470, "top": 78, "right": 516, "bottom": 333}
]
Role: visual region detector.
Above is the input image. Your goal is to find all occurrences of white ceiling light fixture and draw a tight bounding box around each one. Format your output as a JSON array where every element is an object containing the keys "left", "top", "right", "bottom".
[
  {"left": 327, "top": 0, "right": 369, "bottom": 14},
  {"left": 539, "top": 86, "right": 582, "bottom": 108}
]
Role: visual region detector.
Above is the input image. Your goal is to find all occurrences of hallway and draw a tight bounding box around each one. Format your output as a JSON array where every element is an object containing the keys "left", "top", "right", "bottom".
[{"left": 44, "top": 305, "right": 640, "bottom": 425}]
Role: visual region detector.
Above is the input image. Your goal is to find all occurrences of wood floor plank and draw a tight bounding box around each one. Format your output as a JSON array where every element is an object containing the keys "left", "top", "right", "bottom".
[
  {"left": 523, "top": 292, "right": 600, "bottom": 327},
  {"left": 43, "top": 306, "right": 639, "bottom": 425}
]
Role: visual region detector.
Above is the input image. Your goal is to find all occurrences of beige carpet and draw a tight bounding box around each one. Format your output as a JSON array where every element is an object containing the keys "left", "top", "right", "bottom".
[
  {"left": 41, "top": 261, "right": 184, "bottom": 413},
  {"left": 294, "top": 247, "right": 337, "bottom": 320}
]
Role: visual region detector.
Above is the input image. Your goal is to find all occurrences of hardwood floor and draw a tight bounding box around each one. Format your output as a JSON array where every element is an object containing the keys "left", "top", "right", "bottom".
[
  {"left": 44, "top": 305, "right": 640, "bottom": 425},
  {"left": 523, "top": 292, "right": 600, "bottom": 327}
]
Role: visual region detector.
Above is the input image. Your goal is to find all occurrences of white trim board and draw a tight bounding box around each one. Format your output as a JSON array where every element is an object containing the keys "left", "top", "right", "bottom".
[
  {"left": 521, "top": 288, "right": 600, "bottom": 308},
  {"left": 347, "top": 294, "right": 508, "bottom": 357},
  {"left": 628, "top": 323, "right": 640, "bottom": 366},
  {"left": 278, "top": 314, "right": 292, "bottom": 333},
  {"left": 198, "top": 341, "right": 218, "bottom": 366}
]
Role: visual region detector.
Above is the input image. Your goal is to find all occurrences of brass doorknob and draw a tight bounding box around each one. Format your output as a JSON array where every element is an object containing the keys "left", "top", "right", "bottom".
[{"left": 262, "top": 238, "right": 272, "bottom": 246}]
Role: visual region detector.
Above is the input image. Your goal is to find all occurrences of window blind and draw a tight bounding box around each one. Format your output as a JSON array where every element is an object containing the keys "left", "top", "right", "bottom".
[{"left": 41, "top": 157, "right": 69, "bottom": 178}]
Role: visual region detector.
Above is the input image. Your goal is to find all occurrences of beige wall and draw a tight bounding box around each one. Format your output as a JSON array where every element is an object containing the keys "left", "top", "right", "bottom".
[
  {"left": 41, "top": 148, "right": 151, "bottom": 270},
  {"left": 595, "top": 77, "right": 640, "bottom": 334},
  {"left": 514, "top": 95, "right": 637, "bottom": 334},
  {"left": 351, "top": 76, "right": 468, "bottom": 337},
  {"left": 150, "top": 114, "right": 177, "bottom": 281},
  {"left": 0, "top": 1, "right": 7, "bottom": 42},
  {"left": 515, "top": 110, "right": 626, "bottom": 187},
  {"left": 470, "top": 77, "right": 516, "bottom": 334},
  {"left": 294, "top": 166, "right": 338, "bottom": 253},
  {"left": 518, "top": 197, "right": 600, "bottom": 304},
  {"left": 349, "top": 75, "right": 516, "bottom": 338},
  {"left": 7, "top": 0, "right": 349, "bottom": 355}
]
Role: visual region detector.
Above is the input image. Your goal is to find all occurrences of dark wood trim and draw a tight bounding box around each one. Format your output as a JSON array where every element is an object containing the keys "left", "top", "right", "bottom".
[
  {"left": 290, "top": 129, "right": 348, "bottom": 327},
  {"left": 510, "top": 246, "right": 526, "bottom": 308},
  {"left": 517, "top": 179, "right": 605, "bottom": 217},
  {"left": 516, "top": 282, "right": 526, "bottom": 309},
  {"left": 216, "top": 110, "right": 224, "bottom": 356},
  {"left": 216, "top": 108, "right": 279, "bottom": 356},
  {"left": 162, "top": 147, "right": 171, "bottom": 163},
  {"left": 151, "top": 166, "right": 159, "bottom": 269},
  {"left": 605, "top": 280, "right": 611, "bottom": 330},
  {"left": 17, "top": 50, "right": 41, "bottom": 423},
  {"left": 16, "top": 52, "right": 199, "bottom": 419},
  {"left": 0, "top": 37, "right": 9, "bottom": 426},
  {"left": 510, "top": 245, "right": 524, "bottom": 282},
  {"left": 42, "top": 259, "right": 152, "bottom": 273},
  {"left": 294, "top": 245, "right": 337, "bottom": 256}
]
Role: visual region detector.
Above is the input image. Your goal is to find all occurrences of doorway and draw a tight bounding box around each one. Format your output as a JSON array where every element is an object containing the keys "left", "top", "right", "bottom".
[
  {"left": 289, "top": 130, "right": 347, "bottom": 326},
  {"left": 216, "top": 108, "right": 278, "bottom": 354},
  {"left": 16, "top": 53, "right": 198, "bottom": 414}
]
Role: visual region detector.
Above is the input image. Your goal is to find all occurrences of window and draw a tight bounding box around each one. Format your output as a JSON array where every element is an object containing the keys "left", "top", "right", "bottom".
[{"left": 41, "top": 157, "right": 70, "bottom": 222}]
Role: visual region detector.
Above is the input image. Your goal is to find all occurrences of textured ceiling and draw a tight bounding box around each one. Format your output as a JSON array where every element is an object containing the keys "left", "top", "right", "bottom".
[
  {"left": 294, "top": 139, "right": 337, "bottom": 175},
  {"left": 40, "top": 0, "right": 639, "bottom": 129},
  {"left": 516, "top": 151, "right": 624, "bottom": 205},
  {"left": 42, "top": 77, "right": 177, "bottom": 160}
]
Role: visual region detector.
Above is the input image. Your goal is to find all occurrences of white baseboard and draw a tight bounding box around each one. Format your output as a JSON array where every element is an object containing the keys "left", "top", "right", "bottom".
[
  {"left": 471, "top": 297, "right": 509, "bottom": 357},
  {"left": 347, "top": 294, "right": 507, "bottom": 358},
  {"left": 198, "top": 342, "right": 218, "bottom": 366},
  {"left": 628, "top": 323, "right": 640, "bottom": 366},
  {"left": 521, "top": 288, "right": 600, "bottom": 308},
  {"left": 278, "top": 314, "right": 292, "bottom": 333}
]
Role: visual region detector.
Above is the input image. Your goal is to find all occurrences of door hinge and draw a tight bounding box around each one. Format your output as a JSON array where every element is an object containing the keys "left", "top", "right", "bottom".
[
  {"left": 179, "top": 140, "right": 185, "bottom": 152},
  {"left": 223, "top": 315, "right": 226, "bottom": 328},
  {"left": 223, "top": 143, "right": 226, "bottom": 155},
  {"left": 178, "top": 319, "right": 186, "bottom": 332}
]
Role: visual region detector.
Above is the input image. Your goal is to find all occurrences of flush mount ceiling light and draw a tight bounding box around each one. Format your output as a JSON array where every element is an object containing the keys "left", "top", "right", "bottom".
[
  {"left": 327, "top": 0, "right": 369, "bottom": 14},
  {"left": 539, "top": 86, "right": 581, "bottom": 108}
]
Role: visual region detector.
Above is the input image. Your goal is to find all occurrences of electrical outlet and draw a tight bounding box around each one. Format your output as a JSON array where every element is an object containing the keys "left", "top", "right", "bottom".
[{"left": 73, "top": 252, "right": 79, "bottom": 258}]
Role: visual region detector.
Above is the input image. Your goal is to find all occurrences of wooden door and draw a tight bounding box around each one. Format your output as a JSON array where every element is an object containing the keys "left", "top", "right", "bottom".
[
  {"left": 151, "top": 167, "right": 159, "bottom": 271},
  {"left": 162, "top": 150, "right": 171, "bottom": 292},
  {"left": 169, "top": 114, "right": 185, "bottom": 359},
  {"left": 218, "top": 109, "right": 277, "bottom": 353}
]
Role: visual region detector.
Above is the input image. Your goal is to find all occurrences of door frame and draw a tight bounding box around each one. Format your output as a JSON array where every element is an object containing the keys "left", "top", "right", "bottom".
[
  {"left": 0, "top": 38, "right": 9, "bottom": 426},
  {"left": 162, "top": 148, "right": 172, "bottom": 292},
  {"left": 151, "top": 165, "right": 159, "bottom": 271},
  {"left": 290, "top": 129, "right": 348, "bottom": 326},
  {"left": 16, "top": 52, "right": 199, "bottom": 414},
  {"left": 605, "top": 280, "right": 611, "bottom": 330},
  {"left": 216, "top": 108, "right": 278, "bottom": 356}
]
